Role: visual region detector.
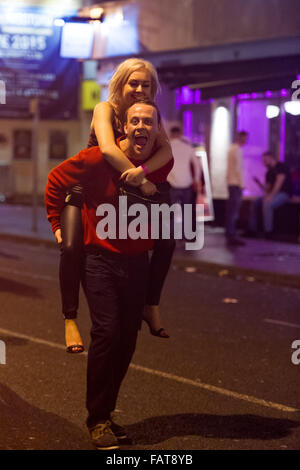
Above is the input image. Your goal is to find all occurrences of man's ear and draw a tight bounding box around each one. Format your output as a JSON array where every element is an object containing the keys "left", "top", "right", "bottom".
[{"left": 123, "top": 122, "right": 128, "bottom": 135}]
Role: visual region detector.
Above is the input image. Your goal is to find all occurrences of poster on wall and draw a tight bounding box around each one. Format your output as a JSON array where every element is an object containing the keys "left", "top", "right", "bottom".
[{"left": 0, "top": 5, "right": 80, "bottom": 119}]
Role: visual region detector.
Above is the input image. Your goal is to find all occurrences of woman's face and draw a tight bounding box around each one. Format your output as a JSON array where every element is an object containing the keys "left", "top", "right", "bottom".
[{"left": 122, "top": 68, "right": 152, "bottom": 107}]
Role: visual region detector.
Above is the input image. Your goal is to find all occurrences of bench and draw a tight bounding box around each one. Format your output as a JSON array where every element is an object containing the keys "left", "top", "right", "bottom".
[{"left": 212, "top": 197, "right": 300, "bottom": 241}]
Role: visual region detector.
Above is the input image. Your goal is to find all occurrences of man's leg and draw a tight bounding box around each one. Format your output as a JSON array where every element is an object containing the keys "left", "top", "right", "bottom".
[
  {"left": 170, "top": 187, "right": 184, "bottom": 241},
  {"left": 180, "top": 187, "right": 194, "bottom": 240},
  {"left": 263, "top": 192, "right": 290, "bottom": 233},
  {"left": 82, "top": 250, "right": 121, "bottom": 429},
  {"left": 226, "top": 185, "right": 242, "bottom": 239},
  {"left": 248, "top": 197, "right": 263, "bottom": 232},
  {"left": 109, "top": 252, "right": 149, "bottom": 413}
]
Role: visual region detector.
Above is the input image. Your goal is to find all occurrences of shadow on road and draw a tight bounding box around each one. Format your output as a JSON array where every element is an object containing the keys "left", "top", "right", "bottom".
[
  {"left": 127, "top": 413, "right": 300, "bottom": 444},
  {"left": 0, "top": 383, "right": 92, "bottom": 450},
  {"left": 0, "top": 276, "right": 42, "bottom": 298}
]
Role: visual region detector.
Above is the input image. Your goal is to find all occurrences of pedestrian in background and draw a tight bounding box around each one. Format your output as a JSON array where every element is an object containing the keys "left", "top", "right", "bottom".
[
  {"left": 225, "top": 130, "right": 248, "bottom": 246},
  {"left": 245, "top": 150, "right": 292, "bottom": 239},
  {"left": 167, "top": 126, "right": 201, "bottom": 241}
]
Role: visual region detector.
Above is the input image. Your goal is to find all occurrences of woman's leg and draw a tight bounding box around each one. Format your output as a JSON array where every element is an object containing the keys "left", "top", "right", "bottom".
[
  {"left": 144, "top": 238, "right": 175, "bottom": 337},
  {"left": 146, "top": 237, "right": 176, "bottom": 306},
  {"left": 143, "top": 182, "right": 175, "bottom": 337},
  {"left": 59, "top": 202, "right": 84, "bottom": 351},
  {"left": 59, "top": 204, "right": 83, "bottom": 318}
]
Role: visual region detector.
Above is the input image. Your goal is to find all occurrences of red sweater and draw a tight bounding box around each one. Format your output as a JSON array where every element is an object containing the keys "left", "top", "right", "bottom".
[{"left": 45, "top": 144, "right": 173, "bottom": 254}]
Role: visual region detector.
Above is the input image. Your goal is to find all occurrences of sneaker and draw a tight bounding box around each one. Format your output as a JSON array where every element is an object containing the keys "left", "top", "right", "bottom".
[
  {"left": 110, "top": 419, "right": 128, "bottom": 441},
  {"left": 89, "top": 420, "right": 119, "bottom": 450}
]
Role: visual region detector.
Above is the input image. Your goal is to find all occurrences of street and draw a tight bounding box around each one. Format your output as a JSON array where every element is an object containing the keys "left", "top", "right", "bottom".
[{"left": 0, "top": 238, "right": 299, "bottom": 450}]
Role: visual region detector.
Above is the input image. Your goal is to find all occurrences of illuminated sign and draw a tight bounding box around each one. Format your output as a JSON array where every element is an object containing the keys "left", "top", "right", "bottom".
[
  {"left": 60, "top": 22, "right": 94, "bottom": 59},
  {"left": 0, "top": 5, "right": 80, "bottom": 119},
  {"left": 59, "top": 5, "right": 140, "bottom": 60}
]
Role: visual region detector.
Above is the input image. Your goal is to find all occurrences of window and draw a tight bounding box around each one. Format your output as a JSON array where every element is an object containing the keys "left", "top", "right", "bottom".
[
  {"left": 49, "top": 130, "right": 68, "bottom": 160},
  {"left": 13, "top": 130, "right": 32, "bottom": 159}
]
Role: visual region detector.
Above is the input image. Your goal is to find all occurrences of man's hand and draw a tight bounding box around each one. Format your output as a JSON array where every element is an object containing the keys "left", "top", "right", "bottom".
[
  {"left": 120, "top": 166, "right": 145, "bottom": 186},
  {"left": 55, "top": 228, "right": 62, "bottom": 244},
  {"left": 192, "top": 181, "right": 202, "bottom": 193},
  {"left": 253, "top": 176, "right": 265, "bottom": 191},
  {"left": 253, "top": 176, "right": 262, "bottom": 185},
  {"left": 264, "top": 194, "right": 273, "bottom": 204},
  {"left": 140, "top": 180, "right": 157, "bottom": 196}
]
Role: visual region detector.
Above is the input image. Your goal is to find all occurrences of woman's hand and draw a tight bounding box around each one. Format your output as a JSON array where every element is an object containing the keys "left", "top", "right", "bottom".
[
  {"left": 120, "top": 166, "right": 145, "bottom": 186},
  {"left": 140, "top": 180, "right": 157, "bottom": 196},
  {"left": 55, "top": 228, "right": 62, "bottom": 244}
]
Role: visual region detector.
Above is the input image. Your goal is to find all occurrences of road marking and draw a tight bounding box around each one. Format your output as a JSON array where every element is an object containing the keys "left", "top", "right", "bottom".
[
  {"left": 0, "top": 327, "right": 66, "bottom": 351},
  {"left": 130, "top": 364, "right": 298, "bottom": 413},
  {"left": 0, "top": 327, "right": 298, "bottom": 414},
  {"left": 0, "top": 266, "right": 56, "bottom": 282},
  {"left": 264, "top": 319, "right": 300, "bottom": 329}
]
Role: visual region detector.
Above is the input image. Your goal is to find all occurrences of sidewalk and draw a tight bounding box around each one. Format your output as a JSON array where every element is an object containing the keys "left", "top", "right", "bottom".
[{"left": 1, "top": 203, "right": 300, "bottom": 289}]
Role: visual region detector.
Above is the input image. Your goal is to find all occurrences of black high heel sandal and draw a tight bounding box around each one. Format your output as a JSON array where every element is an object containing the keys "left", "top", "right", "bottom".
[
  {"left": 143, "top": 318, "right": 170, "bottom": 339},
  {"left": 66, "top": 344, "right": 85, "bottom": 354}
]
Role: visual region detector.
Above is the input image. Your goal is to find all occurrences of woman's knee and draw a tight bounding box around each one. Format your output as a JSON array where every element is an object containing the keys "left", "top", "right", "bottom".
[{"left": 60, "top": 238, "right": 82, "bottom": 257}]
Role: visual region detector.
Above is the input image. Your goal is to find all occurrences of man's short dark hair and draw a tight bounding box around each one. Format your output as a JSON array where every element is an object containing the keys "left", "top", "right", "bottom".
[
  {"left": 170, "top": 126, "right": 181, "bottom": 134},
  {"left": 237, "top": 130, "right": 248, "bottom": 138},
  {"left": 124, "top": 99, "right": 161, "bottom": 125},
  {"left": 262, "top": 150, "right": 276, "bottom": 159}
]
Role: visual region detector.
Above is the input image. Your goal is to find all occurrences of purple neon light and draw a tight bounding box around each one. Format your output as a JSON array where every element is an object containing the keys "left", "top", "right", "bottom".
[
  {"left": 175, "top": 88, "right": 181, "bottom": 109},
  {"left": 280, "top": 105, "right": 286, "bottom": 162},
  {"left": 280, "top": 89, "right": 288, "bottom": 97},
  {"left": 183, "top": 110, "right": 193, "bottom": 140},
  {"left": 251, "top": 92, "right": 258, "bottom": 99},
  {"left": 181, "top": 86, "right": 194, "bottom": 105},
  {"left": 265, "top": 90, "right": 272, "bottom": 98},
  {"left": 194, "top": 89, "right": 201, "bottom": 104},
  {"left": 237, "top": 93, "right": 251, "bottom": 99}
]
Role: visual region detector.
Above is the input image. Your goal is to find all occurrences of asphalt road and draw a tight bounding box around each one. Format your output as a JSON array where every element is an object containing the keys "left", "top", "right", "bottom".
[{"left": 0, "top": 238, "right": 299, "bottom": 451}]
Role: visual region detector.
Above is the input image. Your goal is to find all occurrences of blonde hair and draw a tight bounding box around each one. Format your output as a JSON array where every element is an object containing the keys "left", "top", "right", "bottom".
[{"left": 108, "top": 58, "right": 160, "bottom": 106}]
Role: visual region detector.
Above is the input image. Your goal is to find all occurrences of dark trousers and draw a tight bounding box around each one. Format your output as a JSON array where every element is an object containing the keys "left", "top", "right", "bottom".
[
  {"left": 226, "top": 185, "right": 243, "bottom": 239},
  {"left": 248, "top": 192, "right": 289, "bottom": 233},
  {"left": 169, "top": 186, "right": 195, "bottom": 239},
  {"left": 82, "top": 246, "right": 149, "bottom": 429}
]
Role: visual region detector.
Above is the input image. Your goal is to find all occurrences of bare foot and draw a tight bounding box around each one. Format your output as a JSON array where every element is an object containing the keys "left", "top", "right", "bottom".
[
  {"left": 65, "top": 319, "right": 84, "bottom": 353},
  {"left": 143, "top": 305, "right": 169, "bottom": 338}
]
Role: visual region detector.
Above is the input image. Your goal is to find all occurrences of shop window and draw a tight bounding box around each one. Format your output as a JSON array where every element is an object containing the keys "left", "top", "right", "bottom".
[
  {"left": 13, "top": 130, "right": 32, "bottom": 159},
  {"left": 49, "top": 130, "right": 68, "bottom": 160}
]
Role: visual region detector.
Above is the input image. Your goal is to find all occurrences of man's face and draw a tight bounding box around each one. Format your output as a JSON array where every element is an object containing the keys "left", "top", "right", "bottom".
[
  {"left": 262, "top": 154, "right": 273, "bottom": 168},
  {"left": 122, "top": 69, "right": 152, "bottom": 108},
  {"left": 124, "top": 103, "right": 159, "bottom": 159},
  {"left": 239, "top": 135, "right": 248, "bottom": 146}
]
